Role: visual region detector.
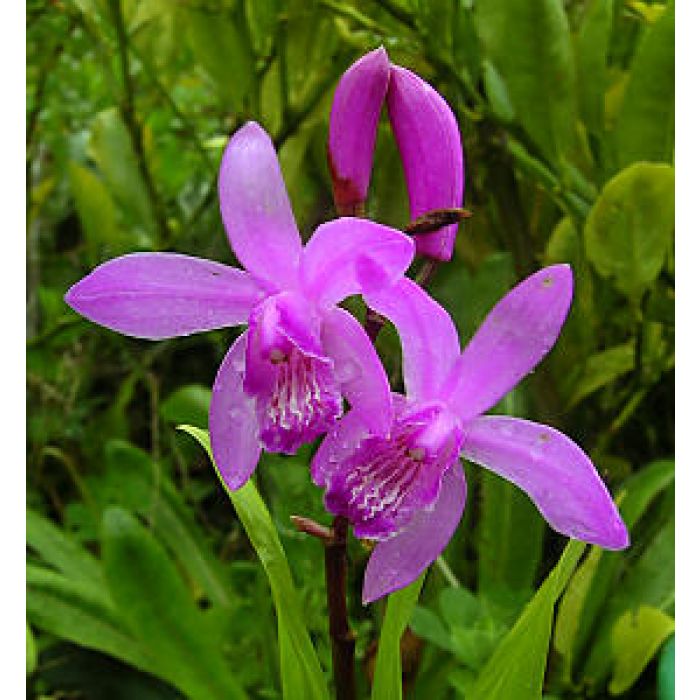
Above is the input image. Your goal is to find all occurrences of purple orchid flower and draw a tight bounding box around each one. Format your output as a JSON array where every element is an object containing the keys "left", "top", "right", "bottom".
[
  {"left": 311, "top": 265, "right": 629, "bottom": 604},
  {"left": 65, "top": 121, "right": 414, "bottom": 490},
  {"left": 328, "top": 47, "right": 464, "bottom": 260}
]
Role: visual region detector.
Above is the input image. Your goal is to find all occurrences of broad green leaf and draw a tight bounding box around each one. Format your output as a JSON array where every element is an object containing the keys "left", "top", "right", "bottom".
[
  {"left": 26, "top": 564, "right": 156, "bottom": 674},
  {"left": 470, "top": 540, "right": 586, "bottom": 700},
  {"left": 554, "top": 459, "right": 674, "bottom": 680},
  {"left": 179, "top": 426, "right": 329, "bottom": 700},
  {"left": 575, "top": 0, "right": 613, "bottom": 138},
  {"left": 582, "top": 518, "right": 674, "bottom": 687},
  {"left": 187, "top": 8, "right": 254, "bottom": 111},
  {"left": 26, "top": 509, "right": 105, "bottom": 595},
  {"left": 68, "top": 162, "right": 127, "bottom": 260},
  {"left": 88, "top": 108, "right": 155, "bottom": 240},
  {"left": 371, "top": 573, "right": 426, "bottom": 700},
  {"left": 608, "top": 606, "right": 674, "bottom": 695},
  {"left": 658, "top": 635, "right": 675, "bottom": 700},
  {"left": 567, "top": 342, "right": 635, "bottom": 408},
  {"left": 101, "top": 507, "right": 247, "bottom": 700},
  {"left": 245, "top": 0, "right": 279, "bottom": 56},
  {"left": 584, "top": 162, "right": 674, "bottom": 299},
  {"left": 613, "top": 1, "right": 674, "bottom": 169},
  {"left": 477, "top": 470, "right": 545, "bottom": 596},
  {"left": 440, "top": 588, "right": 481, "bottom": 629},
  {"left": 474, "top": 0, "right": 577, "bottom": 165},
  {"left": 482, "top": 60, "right": 515, "bottom": 123},
  {"left": 26, "top": 623, "right": 37, "bottom": 675},
  {"left": 160, "top": 384, "right": 211, "bottom": 427},
  {"left": 410, "top": 606, "right": 453, "bottom": 651},
  {"left": 102, "top": 440, "right": 233, "bottom": 609}
]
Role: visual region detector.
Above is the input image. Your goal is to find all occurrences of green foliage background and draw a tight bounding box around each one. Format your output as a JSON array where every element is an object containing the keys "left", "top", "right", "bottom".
[{"left": 27, "top": 0, "right": 674, "bottom": 698}]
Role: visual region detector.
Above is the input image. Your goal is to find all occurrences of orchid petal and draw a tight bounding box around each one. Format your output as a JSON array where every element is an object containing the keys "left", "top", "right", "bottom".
[
  {"left": 321, "top": 307, "right": 392, "bottom": 437},
  {"left": 310, "top": 409, "right": 371, "bottom": 487},
  {"left": 443, "top": 265, "right": 574, "bottom": 422},
  {"left": 362, "top": 462, "right": 466, "bottom": 604},
  {"left": 301, "top": 218, "right": 414, "bottom": 307},
  {"left": 462, "top": 416, "right": 629, "bottom": 549},
  {"left": 209, "top": 332, "right": 262, "bottom": 491},
  {"left": 362, "top": 278, "right": 460, "bottom": 401},
  {"left": 387, "top": 65, "right": 464, "bottom": 261},
  {"left": 328, "top": 47, "right": 390, "bottom": 215},
  {"left": 64, "top": 253, "right": 264, "bottom": 340},
  {"left": 218, "top": 122, "right": 302, "bottom": 289}
]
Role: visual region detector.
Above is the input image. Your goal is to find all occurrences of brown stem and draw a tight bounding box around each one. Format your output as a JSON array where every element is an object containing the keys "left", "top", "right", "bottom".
[{"left": 324, "top": 516, "right": 356, "bottom": 700}]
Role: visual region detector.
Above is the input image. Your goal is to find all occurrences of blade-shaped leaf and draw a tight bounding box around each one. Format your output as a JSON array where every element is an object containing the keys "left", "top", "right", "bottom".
[
  {"left": 101, "top": 507, "right": 247, "bottom": 700},
  {"left": 179, "top": 425, "right": 329, "bottom": 700},
  {"left": 371, "top": 573, "right": 426, "bottom": 700},
  {"left": 469, "top": 540, "right": 586, "bottom": 700}
]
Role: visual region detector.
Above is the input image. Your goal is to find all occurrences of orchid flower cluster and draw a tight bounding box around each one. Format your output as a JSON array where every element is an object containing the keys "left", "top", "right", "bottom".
[{"left": 65, "top": 48, "right": 628, "bottom": 604}]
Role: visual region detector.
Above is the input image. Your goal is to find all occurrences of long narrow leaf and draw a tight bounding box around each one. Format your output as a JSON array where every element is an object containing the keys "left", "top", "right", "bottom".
[{"left": 180, "top": 425, "right": 329, "bottom": 700}]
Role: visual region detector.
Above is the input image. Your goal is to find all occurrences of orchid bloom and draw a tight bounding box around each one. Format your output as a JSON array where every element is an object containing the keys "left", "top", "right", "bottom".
[
  {"left": 311, "top": 265, "right": 629, "bottom": 603},
  {"left": 328, "top": 47, "right": 464, "bottom": 261},
  {"left": 65, "top": 122, "right": 414, "bottom": 490}
]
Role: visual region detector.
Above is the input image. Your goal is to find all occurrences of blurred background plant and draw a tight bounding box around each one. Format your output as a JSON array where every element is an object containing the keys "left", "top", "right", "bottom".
[{"left": 26, "top": 0, "right": 674, "bottom": 697}]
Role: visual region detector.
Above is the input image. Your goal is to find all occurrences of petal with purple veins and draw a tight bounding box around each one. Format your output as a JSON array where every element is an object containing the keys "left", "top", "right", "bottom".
[
  {"left": 362, "top": 462, "right": 466, "bottom": 604},
  {"left": 328, "top": 47, "right": 390, "bottom": 215},
  {"left": 387, "top": 65, "right": 464, "bottom": 261},
  {"left": 64, "top": 253, "right": 264, "bottom": 340},
  {"left": 209, "top": 332, "right": 262, "bottom": 491},
  {"left": 320, "top": 307, "right": 393, "bottom": 437},
  {"left": 218, "top": 122, "right": 302, "bottom": 290},
  {"left": 461, "top": 416, "right": 629, "bottom": 549},
  {"left": 443, "top": 265, "right": 574, "bottom": 422},
  {"left": 300, "top": 218, "right": 414, "bottom": 308},
  {"left": 362, "top": 278, "right": 460, "bottom": 402}
]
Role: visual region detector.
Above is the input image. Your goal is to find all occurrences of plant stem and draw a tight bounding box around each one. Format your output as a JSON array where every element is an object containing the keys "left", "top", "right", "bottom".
[{"left": 324, "top": 516, "right": 356, "bottom": 700}]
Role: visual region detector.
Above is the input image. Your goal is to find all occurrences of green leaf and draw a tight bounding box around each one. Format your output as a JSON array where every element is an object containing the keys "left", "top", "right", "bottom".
[
  {"left": 470, "top": 540, "right": 586, "bottom": 700},
  {"left": 440, "top": 587, "right": 481, "bottom": 629},
  {"left": 410, "top": 606, "right": 453, "bottom": 652},
  {"left": 554, "top": 459, "right": 674, "bottom": 680},
  {"left": 160, "top": 384, "right": 211, "bottom": 427},
  {"left": 474, "top": 0, "right": 577, "bottom": 164},
  {"left": 575, "top": 0, "right": 613, "bottom": 138},
  {"left": 26, "top": 623, "right": 37, "bottom": 675},
  {"left": 88, "top": 109, "right": 155, "bottom": 240},
  {"left": 187, "top": 8, "right": 254, "bottom": 111},
  {"left": 658, "top": 635, "right": 675, "bottom": 700},
  {"left": 371, "top": 573, "right": 426, "bottom": 700},
  {"left": 567, "top": 342, "right": 635, "bottom": 408},
  {"left": 482, "top": 60, "right": 515, "bottom": 123},
  {"left": 613, "top": 1, "right": 674, "bottom": 169},
  {"left": 26, "top": 509, "right": 105, "bottom": 596},
  {"left": 27, "top": 564, "right": 156, "bottom": 674},
  {"left": 583, "top": 162, "right": 675, "bottom": 299},
  {"left": 179, "top": 425, "right": 329, "bottom": 700},
  {"left": 608, "top": 606, "right": 674, "bottom": 695},
  {"left": 101, "top": 507, "right": 247, "bottom": 700},
  {"left": 68, "top": 162, "right": 128, "bottom": 260},
  {"left": 477, "top": 470, "right": 545, "bottom": 596}
]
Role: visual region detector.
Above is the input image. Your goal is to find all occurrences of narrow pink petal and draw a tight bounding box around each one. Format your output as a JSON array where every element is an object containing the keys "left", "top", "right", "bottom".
[
  {"left": 310, "top": 409, "right": 371, "bottom": 487},
  {"left": 387, "top": 65, "right": 464, "bottom": 261},
  {"left": 328, "top": 47, "right": 390, "bottom": 215},
  {"left": 443, "top": 265, "right": 574, "bottom": 422},
  {"left": 64, "top": 253, "right": 265, "bottom": 340},
  {"left": 320, "top": 307, "right": 392, "bottom": 437},
  {"left": 462, "top": 416, "right": 629, "bottom": 549},
  {"left": 362, "top": 278, "right": 460, "bottom": 401},
  {"left": 300, "top": 218, "right": 414, "bottom": 307},
  {"left": 362, "top": 462, "right": 466, "bottom": 604},
  {"left": 209, "top": 332, "right": 262, "bottom": 491},
  {"left": 218, "top": 122, "right": 302, "bottom": 289}
]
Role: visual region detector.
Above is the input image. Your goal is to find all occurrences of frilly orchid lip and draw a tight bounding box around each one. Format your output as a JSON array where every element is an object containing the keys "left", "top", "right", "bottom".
[
  {"left": 328, "top": 49, "right": 464, "bottom": 260},
  {"left": 312, "top": 265, "right": 629, "bottom": 604},
  {"left": 65, "top": 121, "right": 415, "bottom": 491}
]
